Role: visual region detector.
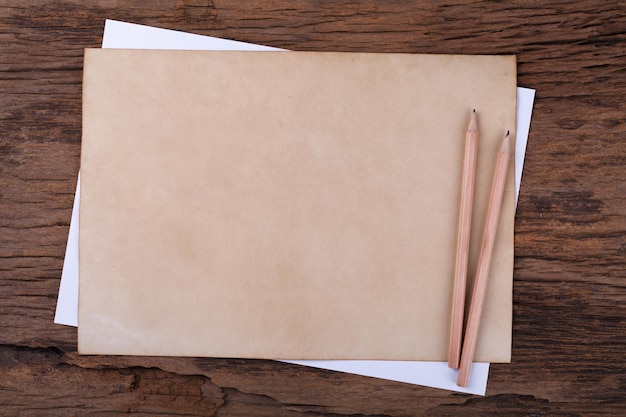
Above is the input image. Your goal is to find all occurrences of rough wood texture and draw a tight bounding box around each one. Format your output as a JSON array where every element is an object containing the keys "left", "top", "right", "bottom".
[{"left": 1, "top": 0, "right": 625, "bottom": 415}]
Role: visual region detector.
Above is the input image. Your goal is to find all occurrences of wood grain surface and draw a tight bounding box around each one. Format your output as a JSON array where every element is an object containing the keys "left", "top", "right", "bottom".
[{"left": 1, "top": 1, "right": 625, "bottom": 415}]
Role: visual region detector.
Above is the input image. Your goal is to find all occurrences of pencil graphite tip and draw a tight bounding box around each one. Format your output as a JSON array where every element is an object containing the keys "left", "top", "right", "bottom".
[
  {"left": 500, "top": 130, "right": 511, "bottom": 153},
  {"left": 468, "top": 110, "right": 478, "bottom": 132}
]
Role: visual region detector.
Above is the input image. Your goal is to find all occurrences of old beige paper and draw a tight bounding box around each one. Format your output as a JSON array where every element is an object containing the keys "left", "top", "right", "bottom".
[{"left": 79, "top": 49, "right": 516, "bottom": 361}]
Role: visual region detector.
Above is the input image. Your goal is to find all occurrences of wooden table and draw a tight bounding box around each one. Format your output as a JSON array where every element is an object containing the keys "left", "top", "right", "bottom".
[{"left": 1, "top": 1, "right": 624, "bottom": 415}]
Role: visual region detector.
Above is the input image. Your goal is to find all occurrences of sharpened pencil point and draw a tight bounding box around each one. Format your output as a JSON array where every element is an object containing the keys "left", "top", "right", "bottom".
[
  {"left": 500, "top": 130, "right": 511, "bottom": 154},
  {"left": 467, "top": 110, "right": 478, "bottom": 133}
]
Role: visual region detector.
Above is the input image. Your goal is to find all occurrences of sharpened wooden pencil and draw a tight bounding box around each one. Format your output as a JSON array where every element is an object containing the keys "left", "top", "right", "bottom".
[
  {"left": 448, "top": 109, "right": 478, "bottom": 369},
  {"left": 457, "top": 131, "right": 512, "bottom": 387}
]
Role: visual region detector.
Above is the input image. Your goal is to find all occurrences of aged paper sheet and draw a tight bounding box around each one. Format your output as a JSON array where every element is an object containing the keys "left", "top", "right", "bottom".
[{"left": 79, "top": 49, "right": 516, "bottom": 361}]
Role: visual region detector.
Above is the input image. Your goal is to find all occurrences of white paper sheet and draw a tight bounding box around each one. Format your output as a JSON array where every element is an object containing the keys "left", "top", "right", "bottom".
[
  {"left": 55, "top": 19, "right": 535, "bottom": 395},
  {"left": 515, "top": 88, "right": 536, "bottom": 205},
  {"left": 54, "top": 172, "right": 80, "bottom": 326}
]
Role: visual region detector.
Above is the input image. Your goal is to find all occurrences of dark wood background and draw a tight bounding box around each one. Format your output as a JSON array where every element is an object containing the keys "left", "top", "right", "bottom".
[{"left": 1, "top": 1, "right": 625, "bottom": 415}]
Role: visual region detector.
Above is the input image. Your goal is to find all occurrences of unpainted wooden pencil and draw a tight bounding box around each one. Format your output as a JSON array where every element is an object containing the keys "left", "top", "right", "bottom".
[
  {"left": 457, "top": 131, "right": 511, "bottom": 387},
  {"left": 448, "top": 109, "right": 478, "bottom": 369}
]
